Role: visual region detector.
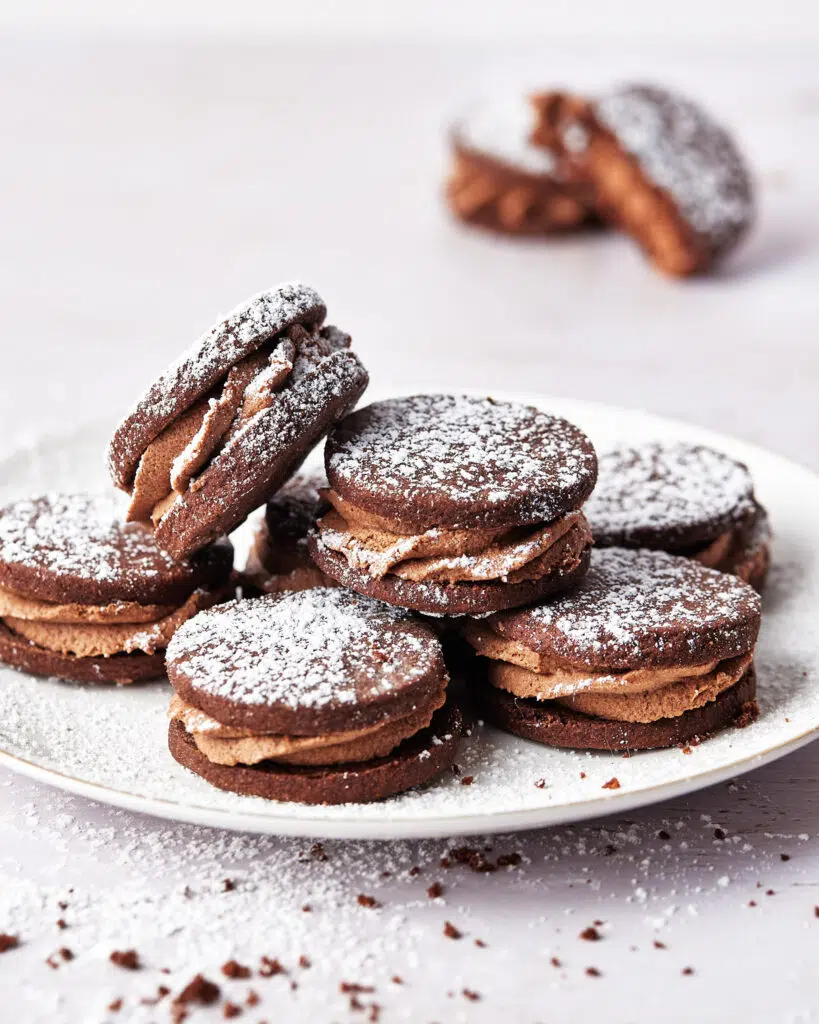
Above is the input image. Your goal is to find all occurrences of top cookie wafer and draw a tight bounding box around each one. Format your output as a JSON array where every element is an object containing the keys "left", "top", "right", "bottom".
[
  {"left": 166, "top": 588, "right": 447, "bottom": 735},
  {"left": 108, "top": 283, "right": 326, "bottom": 490},
  {"left": 325, "top": 395, "right": 598, "bottom": 531},
  {"left": 486, "top": 547, "right": 761, "bottom": 671},
  {"left": 0, "top": 493, "right": 232, "bottom": 606},
  {"left": 585, "top": 442, "right": 757, "bottom": 550}
]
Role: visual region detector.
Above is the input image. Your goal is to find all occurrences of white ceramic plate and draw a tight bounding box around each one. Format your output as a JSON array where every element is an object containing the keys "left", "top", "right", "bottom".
[{"left": 0, "top": 393, "right": 817, "bottom": 839}]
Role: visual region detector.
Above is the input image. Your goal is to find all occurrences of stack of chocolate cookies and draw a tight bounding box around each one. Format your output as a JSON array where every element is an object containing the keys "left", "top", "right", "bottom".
[
  {"left": 446, "top": 81, "right": 755, "bottom": 277},
  {"left": 0, "top": 280, "right": 771, "bottom": 806}
]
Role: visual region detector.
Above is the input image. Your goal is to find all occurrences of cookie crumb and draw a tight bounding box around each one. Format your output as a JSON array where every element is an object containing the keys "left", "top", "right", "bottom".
[
  {"left": 780, "top": 854, "right": 790, "bottom": 862},
  {"left": 391, "top": 976, "right": 403, "bottom": 985},
  {"left": 222, "top": 878, "right": 235, "bottom": 892},
  {"left": 463, "top": 989, "right": 481, "bottom": 1001},
  {"left": 309, "top": 842, "right": 328, "bottom": 862},
  {"left": 223, "top": 1001, "right": 242, "bottom": 1018},
  {"left": 357, "top": 894, "right": 380, "bottom": 908},
  {"left": 497, "top": 852, "right": 522, "bottom": 868},
  {"left": 0, "top": 934, "right": 19, "bottom": 953},
  {"left": 682, "top": 967, "right": 695, "bottom": 976},
  {"left": 714, "top": 828, "right": 726, "bottom": 840},
  {"left": 302, "top": 904, "right": 312, "bottom": 912},
  {"left": 579, "top": 927, "right": 601, "bottom": 941},
  {"left": 658, "top": 830, "right": 671, "bottom": 841},
  {"left": 107, "top": 998, "right": 123, "bottom": 1013},
  {"left": 602, "top": 777, "right": 620, "bottom": 790},
  {"left": 443, "top": 921, "right": 462, "bottom": 940},
  {"left": 460, "top": 776, "right": 474, "bottom": 786},
  {"left": 173, "top": 974, "right": 221, "bottom": 1008},
  {"left": 550, "top": 957, "right": 561, "bottom": 968},
  {"left": 246, "top": 990, "right": 260, "bottom": 1006},
  {"left": 585, "top": 967, "right": 602, "bottom": 977},
  {"left": 259, "top": 956, "right": 285, "bottom": 977},
  {"left": 427, "top": 882, "right": 444, "bottom": 899},
  {"left": 110, "top": 950, "right": 140, "bottom": 970},
  {"left": 59, "top": 947, "right": 74, "bottom": 962},
  {"left": 474, "top": 938, "right": 487, "bottom": 948},
  {"left": 298, "top": 955, "right": 311, "bottom": 969},
  {"left": 221, "top": 960, "right": 251, "bottom": 979},
  {"left": 653, "top": 940, "right": 667, "bottom": 949},
  {"left": 534, "top": 778, "right": 546, "bottom": 788}
]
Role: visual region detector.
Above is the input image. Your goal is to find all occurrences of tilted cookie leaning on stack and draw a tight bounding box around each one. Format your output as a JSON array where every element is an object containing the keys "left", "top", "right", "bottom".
[
  {"left": 0, "top": 494, "right": 233, "bottom": 684},
  {"left": 584, "top": 442, "right": 771, "bottom": 591},
  {"left": 462, "top": 547, "right": 761, "bottom": 752},
  {"left": 107, "top": 282, "right": 369, "bottom": 560},
  {"left": 309, "top": 394, "right": 597, "bottom": 616},
  {"left": 166, "top": 589, "right": 461, "bottom": 804}
]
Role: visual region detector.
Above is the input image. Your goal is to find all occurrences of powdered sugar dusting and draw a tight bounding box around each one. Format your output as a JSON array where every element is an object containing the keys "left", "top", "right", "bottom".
[
  {"left": 586, "top": 443, "right": 756, "bottom": 546},
  {"left": 504, "top": 548, "right": 761, "bottom": 665},
  {"left": 0, "top": 493, "right": 184, "bottom": 583},
  {"left": 327, "top": 395, "right": 596, "bottom": 526},
  {"left": 455, "top": 94, "right": 558, "bottom": 177},
  {"left": 166, "top": 589, "right": 438, "bottom": 709},
  {"left": 593, "top": 84, "right": 754, "bottom": 250}
]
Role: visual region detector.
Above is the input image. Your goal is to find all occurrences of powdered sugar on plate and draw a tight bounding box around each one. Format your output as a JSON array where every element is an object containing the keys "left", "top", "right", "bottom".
[{"left": 166, "top": 589, "right": 438, "bottom": 709}]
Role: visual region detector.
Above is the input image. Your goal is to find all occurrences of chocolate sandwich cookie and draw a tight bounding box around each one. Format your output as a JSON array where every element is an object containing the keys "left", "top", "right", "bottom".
[
  {"left": 243, "top": 472, "right": 337, "bottom": 594},
  {"left": 166, "top": 589, "right": 461, "bottom": 804},
  {"left": 309, "top": 395, "right": 597, "bottom": 616},
  {"left": 462, "top": 547, "right": 761, "bottom": 751},
  {"left": 585, "top": 442, "right": 771, "bottom": 592},
  {"left": 530, "top": 85, "right": 754, "bottom": 275},
  {"left": 108, "top": 282, "right": 369, "bottom": 560},
  {"left": 446, "top": 94, "right": 593, "bottom": 235},
  {"left": 0, "top": 494, "right": 233, "bottom": 684}
]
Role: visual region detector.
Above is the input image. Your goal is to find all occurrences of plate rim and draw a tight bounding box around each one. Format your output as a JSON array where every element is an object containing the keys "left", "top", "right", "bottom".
[{"left": 1, "top": 391, "right": 818, "bottom": 839}]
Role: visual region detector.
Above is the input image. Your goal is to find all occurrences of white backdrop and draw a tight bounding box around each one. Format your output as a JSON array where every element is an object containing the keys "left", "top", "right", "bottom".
[{"left": 2, "top": 0, "right": 819, "bottom": 45}]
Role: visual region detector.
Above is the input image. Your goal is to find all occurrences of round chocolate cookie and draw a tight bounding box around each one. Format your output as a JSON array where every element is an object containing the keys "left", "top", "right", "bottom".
[
  {"left": 446, "top": 94, "right": 593, "bottom": 235},
  {"left": 168, "top": 703, "right": 462, "bottom": 805},
  {"left": 243, "top": 472, "right": 336, "bottom": 594},
  {"left": 108, "top": 282, "right": 369, "bottom": 560},
  {"left": 166, "top": 589, "right": 449, "bottom": 735},
  {"left": 532, "top": 84, "right": 754, "bottom": 275},
  {"left": 325, "top": 395, "right": 597, "bottom": 531},
  {"left": 167, "top": 588, "right": 460, "bottom": 803},
  {"left": 0, "top": 493, "right": 234, "bottom": 684},
  {"left": 478, "top": 665, "right": 757, "bottom": 752},
  {"left": 309, "top": 537, "right": 590, "bottom": 617},
  {"left": 0, "top": 494, "right": 232, "bottom": 606},
  {"left": 488, "top": 547, "right": 761, "bottom": 671},
  {"left": 585, "top": 442, "right": 770, "bottom": 589}
]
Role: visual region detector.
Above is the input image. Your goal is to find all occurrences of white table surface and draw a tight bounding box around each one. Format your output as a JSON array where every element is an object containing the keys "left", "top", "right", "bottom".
[{"left": 0, "top": 36, "right": 818, "bottom": 1023}]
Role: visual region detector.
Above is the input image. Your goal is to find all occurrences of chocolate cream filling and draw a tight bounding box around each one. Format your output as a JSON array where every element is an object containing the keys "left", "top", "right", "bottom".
[
  {"left": 169, "top": 681, "right": 446, "bottom": 767},
  {"left": 0, "top": 584, "right": 226, "bottom": 658},
  {"left": 689, "top": 507, "right": 770, "bottom": 584},
  {"left": 463, "top": 621, "right": 753, "bottom": 724},
  {"left": 125, "top": 326, "right": 342, "bottom": 527},
  {"left": 315, "top": 490, "right": 592, "bottom": 585}
]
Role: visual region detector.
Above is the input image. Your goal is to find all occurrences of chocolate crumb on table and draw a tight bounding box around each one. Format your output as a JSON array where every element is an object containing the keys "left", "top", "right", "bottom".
[
  {"left": 658, "top": 829, "right": 671, "bottom": 841},
  {"left": 259, "top": 956, "right": 286, "bottom": 977},
  {"left": 173, "top": 974, "right": 221, "bottom": 1014},
  {"left": 58, "top": 947, "right": 74, "bottom": 961},
  {"left": 475, "top": 938, "right": 488, "bottom": 948},
  {"left": 223, "top": 1002, "right": 242, "bottom": 1019},
  {"left": 0, "top": 934, "right": 19, "bottom": 953},
  {"left": 550, "top": 957, "right": 561, "bottom": 968},
  {"left": 683, "top": 967, "right": 695, "bottom": 976},
  {"left": 221, "top": 960, "right": 251, "bottom": 979},
  {"left": 463, "top": 989, "right": 481, "bottom": 1001},
  {"left": 585, "top": 967, "right": 602, "bottom": 977},
  {"left": 222, "top": 878, "right": 235, "bottom": 892},
  {"left": 579, "top": 926, "right": 601, "bottom": 941},
  {"left": 56, "top": 919, "right": 67, "bottom": 930},
  {"left": 298, "top": 955, "right": 311, "bottom": 969},
  {"left": 654, "top": 940, "right": 667, "bottom": 949},
  {"left": 443, "top": 921, "right": 463, "bottom": 939},
  {"left": 391, "top": 976, "right": 403, "bottom": 984},
  {"left": 110, "top": 949, "right": 140, "bottom": 970},
  {"left": 246, "top": 990, "right": 260, "bottom": 1006},
  {"left": 107, "top": 998, "right": 123, "bottom": 1013},
  {"left": 460, "top": 775, "right": 474, "bottom": 786},
  {"left": 602, "top": 777, "right": 621, "bottom": 790},
  {"left": 427, "top": 882, "right": 444, "bottom": 899},
  {"left": 357, "top": 894, "right": 381, "bottom": 908}
]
